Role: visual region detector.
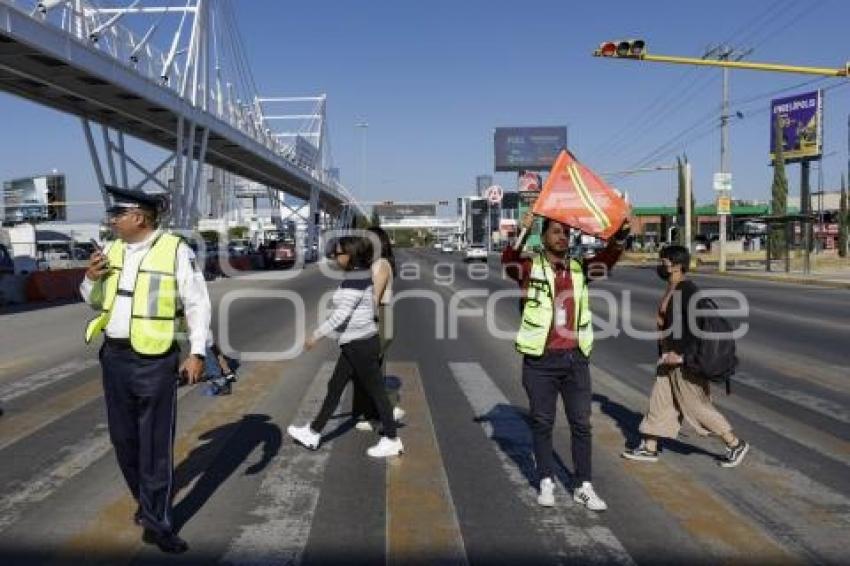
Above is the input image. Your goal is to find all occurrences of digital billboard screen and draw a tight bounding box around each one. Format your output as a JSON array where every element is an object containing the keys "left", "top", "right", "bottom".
[
  {"left": 494, "top": 126, "right": 567, "bottom": 172},
  {"left": 770, "top": 90, "right": 822, "bottom": 163}
]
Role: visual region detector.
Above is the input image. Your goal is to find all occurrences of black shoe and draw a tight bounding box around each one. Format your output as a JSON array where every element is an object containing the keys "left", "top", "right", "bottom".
[
  {"left": 142, "top": 529, "right": 189, "bottom": 554},
  {"left": 719, "top": 439, "right": 750, "bottom": 468},
  {"left": 133, "top": 506, "right": 142, "bottom": 526}
]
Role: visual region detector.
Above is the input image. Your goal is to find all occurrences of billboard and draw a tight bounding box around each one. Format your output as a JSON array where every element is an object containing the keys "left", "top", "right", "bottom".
[
  {"left": 494, "top": 126, "right": 567, "bottom": 172},
  {"left": 374, "top": 204, "right": 437, "bottom": 220},
  {"left": 3, "top": 174, "right": 66, "bottom": 223},
  {"left": 770, "top": 90, "right": 822, "bottom": 163}
]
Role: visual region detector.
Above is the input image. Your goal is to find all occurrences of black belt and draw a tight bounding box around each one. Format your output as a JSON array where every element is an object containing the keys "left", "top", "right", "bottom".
[
  {"left": 104, "top": 336, "right": 132, "bottom": 348},
  {"left": 116, "top": 290, "right": 133, "bottom": 297}
]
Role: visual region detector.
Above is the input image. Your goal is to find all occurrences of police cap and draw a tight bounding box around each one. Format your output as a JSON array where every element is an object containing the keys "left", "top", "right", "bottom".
[{"left": 104, "top": 185, "right": 168, "bottom": 214}]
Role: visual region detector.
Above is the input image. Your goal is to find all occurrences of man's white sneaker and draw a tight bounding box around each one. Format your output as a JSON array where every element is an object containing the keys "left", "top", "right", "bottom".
[
  {"left": 354, "top": 420, "right": 374, "bottom": 432},
  {"left": 537, "top": 477, "right": 555, "bottom": 507},
  {"left": 287, "top": 424, "right": 320, "bottom": 450},
  {"left": 573, "top": 481, "right": 607, "bottom": 512},
  {"left": 367, "top": 436, "right": 404, "bottom": 458},
  {"left": 393, "top": 406, "right": 406, "bottom": 422}
]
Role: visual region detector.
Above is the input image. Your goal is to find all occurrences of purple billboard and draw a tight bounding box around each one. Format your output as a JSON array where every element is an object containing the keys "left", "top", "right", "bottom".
[{"left": 769, "top": 90, "right": 822, "bottom": 163}]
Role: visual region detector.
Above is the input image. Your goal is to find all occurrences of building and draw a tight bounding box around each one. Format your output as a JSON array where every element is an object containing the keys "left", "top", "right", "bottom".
[{"left": 3, "top": 173, "right": 66, "bottom": 224}]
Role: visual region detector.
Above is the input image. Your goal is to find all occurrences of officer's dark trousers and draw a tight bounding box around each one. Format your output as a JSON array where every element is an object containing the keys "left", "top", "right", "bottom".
[
  {"left": 522, "top": 349, "right": 593, "bottom": 484},
  {"left": 311, "top": 335, "right": 397, "bottom": 438},
  {"left": 100, "top": 340, "right": 179, "bottom": 535}
]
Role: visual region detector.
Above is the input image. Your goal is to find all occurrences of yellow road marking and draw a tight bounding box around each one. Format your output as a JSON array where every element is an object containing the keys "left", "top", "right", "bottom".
[
  {"left": 386, "top": 362, "right": 467, "bottom": 565},
  {"left": 54, "top": 362, "right": 284, "bottom": 564},
  {"left": 0, "top": 379, "right": 102, "bottom": 451}
]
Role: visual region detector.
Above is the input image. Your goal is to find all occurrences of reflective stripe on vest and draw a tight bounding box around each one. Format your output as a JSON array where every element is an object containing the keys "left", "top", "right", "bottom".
[
  {"left": 84, "top": 233, "right": 181, "bottom": 355},
  {"left": 514, "top": 254, "right": 593, "bottom": 357}
]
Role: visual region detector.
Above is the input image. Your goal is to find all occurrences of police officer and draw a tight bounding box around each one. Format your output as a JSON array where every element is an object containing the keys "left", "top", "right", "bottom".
[{"left": 80, "top": 185, "right": 211, "bottom": 554}]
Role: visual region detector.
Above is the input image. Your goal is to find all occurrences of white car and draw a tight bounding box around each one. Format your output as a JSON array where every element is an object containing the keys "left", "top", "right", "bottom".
[
  {"left": 440, "top": 243, "right": 454, "bottom": 253},
  {"left": 464, "top": 245, "right": 488, "bottom": 262}
]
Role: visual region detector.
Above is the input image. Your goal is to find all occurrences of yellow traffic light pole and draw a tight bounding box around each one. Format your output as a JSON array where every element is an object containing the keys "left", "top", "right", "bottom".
[
  {"left": 594, "top": 41, "right": 847, "bottom": 273},
  {"left": 615, "top": 53, "right": 848, "bottom": 78}
]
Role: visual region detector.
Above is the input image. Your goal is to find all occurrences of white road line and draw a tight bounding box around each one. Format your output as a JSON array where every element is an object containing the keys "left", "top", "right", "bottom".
[
  {"left": 221, "top": 362, "right": 336, "bottom": 566},
  {"left": 449, "top": 362, "right": 634, "bottom": 565},
  {"left": 0, "top": 359, "right": 99, "bottom": 403},
  {"left": 0, "top": 385, "right": 193, "bottom": 533}
]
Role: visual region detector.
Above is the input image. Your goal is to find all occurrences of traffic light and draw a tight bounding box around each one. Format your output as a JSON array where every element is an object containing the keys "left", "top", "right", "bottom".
[{"left": 594, "top": 39, "right": 645, "bottom": 59}]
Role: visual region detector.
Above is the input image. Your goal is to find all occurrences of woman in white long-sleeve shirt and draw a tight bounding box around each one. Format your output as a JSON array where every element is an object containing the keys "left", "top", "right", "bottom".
[{"left": 287, "top": 235, "right": 403, "bottom": 459}]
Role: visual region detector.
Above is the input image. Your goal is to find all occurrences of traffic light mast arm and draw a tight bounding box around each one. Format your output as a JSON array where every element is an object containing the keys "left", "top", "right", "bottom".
[
  {"left": 639, "top": 54, "right": 846, "bottom": 78},
  {"left": 593, "top": 40, "right": 848, "bottom": 78}
]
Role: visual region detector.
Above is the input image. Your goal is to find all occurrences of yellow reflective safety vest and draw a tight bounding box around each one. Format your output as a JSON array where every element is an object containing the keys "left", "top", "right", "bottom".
[
  {"left": 515, "top": 253, "right": 593, "bottom": 358},
  {"left": 84, "top": 233, "right": 182, "bottom": 355}
]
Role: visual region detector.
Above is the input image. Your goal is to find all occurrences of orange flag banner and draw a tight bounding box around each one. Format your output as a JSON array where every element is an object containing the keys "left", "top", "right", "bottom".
[{"left": 532, "top": 150, "right": 631, "bottom": 240}]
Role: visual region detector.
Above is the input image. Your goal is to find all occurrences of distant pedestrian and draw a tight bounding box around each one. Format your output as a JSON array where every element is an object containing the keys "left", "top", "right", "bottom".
[
  {"left": 621, "top": 245, "right": 749, "bottom": 467},
  {"left": 353, "top": 226, "right": 405, "bottom": 432},
  {"left": 287, "top": 235, "right": 403, "bottom": 458},
  {"left": 80, "top": 186, "right": 210, "bottom": 554},
  {"left": 502, "top": 211, "right": 629, "bottom": 511}
]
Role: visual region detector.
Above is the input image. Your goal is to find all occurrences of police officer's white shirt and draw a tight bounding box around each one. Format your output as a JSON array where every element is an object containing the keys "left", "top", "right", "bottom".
[{"left": 80, "top": 230, "right": 211, "bottom": 356}]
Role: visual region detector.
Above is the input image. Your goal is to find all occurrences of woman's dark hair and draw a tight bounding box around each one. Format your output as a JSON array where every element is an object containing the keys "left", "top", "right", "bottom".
[
  {"left": 337, "top": 235, "right": 373, "bottom": 270},
  {"left": 660, "top": 245, "right": 690, "bottom": 273},
  {"left": 367, "top": 226, "right": 396, "bottom": 276}
]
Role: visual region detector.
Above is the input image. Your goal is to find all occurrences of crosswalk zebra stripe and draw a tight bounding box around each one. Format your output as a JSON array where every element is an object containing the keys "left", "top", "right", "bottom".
[
  {"left": 220, "top": 362, "right": 337, "bottom": 566},
  {"left": 448, "top": 362, "right": 634, "bottom": 565},
  {"left": 0, "top": 359, "right": 99, "bottom": 403}
]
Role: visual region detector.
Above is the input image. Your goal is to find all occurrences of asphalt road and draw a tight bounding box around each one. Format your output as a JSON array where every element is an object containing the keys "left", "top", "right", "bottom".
[{"left": 0, "top": 249, "right": 847, "bottom": 565}]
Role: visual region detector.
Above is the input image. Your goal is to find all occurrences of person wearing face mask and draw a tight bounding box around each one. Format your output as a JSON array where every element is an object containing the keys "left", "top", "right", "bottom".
[
  {"left": 622, "top": 245, "right": 749, "bottom": 467},
  {"left": 502, "top": 211, "right": 629, "bottom": 511}
]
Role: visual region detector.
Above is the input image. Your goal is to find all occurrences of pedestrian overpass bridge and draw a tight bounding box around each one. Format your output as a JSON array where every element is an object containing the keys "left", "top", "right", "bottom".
[{"left": 0, "top": 0, "right": 364, "bottom": 234}]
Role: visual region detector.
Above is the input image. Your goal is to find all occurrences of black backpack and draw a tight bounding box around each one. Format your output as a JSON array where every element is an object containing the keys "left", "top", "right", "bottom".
[{"left": 688, "top": 297, "right": 738, "bottom": 394}]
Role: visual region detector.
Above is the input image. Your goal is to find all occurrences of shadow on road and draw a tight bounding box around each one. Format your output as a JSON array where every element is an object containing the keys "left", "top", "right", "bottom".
[
  {"left": 171, "top": 413, "right": 282, "bottom": 531},
  {"left": 474, "top": 403, "right": 576, "bottom": 490}
]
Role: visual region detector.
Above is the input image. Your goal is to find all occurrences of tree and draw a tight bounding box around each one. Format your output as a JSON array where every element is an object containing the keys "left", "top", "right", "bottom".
[
  {"left": 839, "top": 174, "right": 848, "bottom": 258},
  {"left": 769, "top": 116, "right": 789, "bottom": 258}
]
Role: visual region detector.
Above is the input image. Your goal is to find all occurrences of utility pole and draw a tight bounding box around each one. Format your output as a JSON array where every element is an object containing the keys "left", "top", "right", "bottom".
[{"left": 709, "top": 45, "right": 750, "bottom": 272}]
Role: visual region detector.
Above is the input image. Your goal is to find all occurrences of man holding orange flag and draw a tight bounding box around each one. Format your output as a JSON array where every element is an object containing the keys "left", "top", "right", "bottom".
[{"left": 501, "top": 149, "right": 631, "bottom": 511}]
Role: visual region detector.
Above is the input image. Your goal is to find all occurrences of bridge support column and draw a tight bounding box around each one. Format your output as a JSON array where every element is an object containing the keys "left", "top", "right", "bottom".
[{"left": 307, "top": 185, "right": 320, "bottom": 261}]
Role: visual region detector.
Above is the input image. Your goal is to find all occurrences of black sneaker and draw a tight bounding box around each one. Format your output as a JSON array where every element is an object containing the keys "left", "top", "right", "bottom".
[
  {"left": 719, "top": 439, "right": 750, "bottom": 468},
  {"left": 621, "top": 446, "right": 659, "bottom": 462}
]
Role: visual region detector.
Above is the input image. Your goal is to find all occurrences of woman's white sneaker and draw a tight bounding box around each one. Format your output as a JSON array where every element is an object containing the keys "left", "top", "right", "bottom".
[
  {"left": 573, "top": 481, "right": 607, "bottom": 511},
  {"left": 354, "top": 420, "right": 374, "bottom": 432},
  {"left": 287, "top": 424, "right": 320, "bottom": 450},
  {"left": 367, "top": 436, "right": 403, "bottom": 458},
  {"left": 537, "top": 477, "right": 555, "bottom": 507}
]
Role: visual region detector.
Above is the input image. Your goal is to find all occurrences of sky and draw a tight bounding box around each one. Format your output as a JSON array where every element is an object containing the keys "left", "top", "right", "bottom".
[{"left": 1, "top": 0, "right": 849, "bottom": 222}]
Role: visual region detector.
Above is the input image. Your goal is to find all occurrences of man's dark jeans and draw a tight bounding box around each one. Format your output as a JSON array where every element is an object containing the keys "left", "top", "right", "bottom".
[{"left": 522, "top": 349, "right": 593, "bottom": 484}]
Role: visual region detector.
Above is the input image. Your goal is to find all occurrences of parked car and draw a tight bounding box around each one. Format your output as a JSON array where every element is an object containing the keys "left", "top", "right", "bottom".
[
  {"left": 433, "top": 242, "right": 442, "bottom": 250},
  {"left": 266, "top": 241, "right": 297, "bottom": 269},
  {"left": 440, "top": 242, "right": 454, "bottom": 253},
  {"left": 463, "top": 244, "right": 488, "bottom": 262}
]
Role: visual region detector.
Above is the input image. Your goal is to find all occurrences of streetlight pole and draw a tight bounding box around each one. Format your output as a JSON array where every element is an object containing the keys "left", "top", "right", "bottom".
[{"left": 356, "top": 120, "right": 368, "bottom": 211}]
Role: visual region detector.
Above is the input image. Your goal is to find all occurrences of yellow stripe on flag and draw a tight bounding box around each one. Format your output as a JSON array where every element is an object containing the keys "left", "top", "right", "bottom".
[{"left": 569, "top": 163, "right": 611, "bottom": 230}]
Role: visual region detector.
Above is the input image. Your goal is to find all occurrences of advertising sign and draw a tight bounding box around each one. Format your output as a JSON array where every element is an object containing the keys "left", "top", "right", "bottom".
[
  {"left": 494, "top": 126, "right": 567, "bottom": 172},
  {"left": 769, "top": 90, "right": 822, "bottom": 163},
  {"left": 485, "top": 185, "right": 504, "bottom": 205},
  {"left": 373, "top": 204, "right": 437, "bottom": 219},
  {"left": 717, "top": 196, "right": 732, "bottom": 216}
]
